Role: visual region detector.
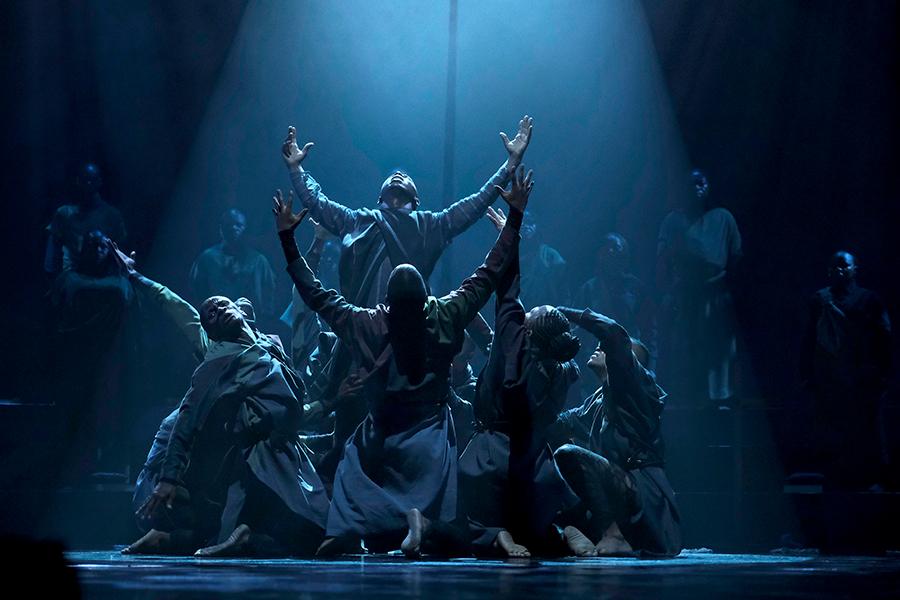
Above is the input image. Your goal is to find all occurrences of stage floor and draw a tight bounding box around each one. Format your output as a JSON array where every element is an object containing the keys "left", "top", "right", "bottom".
[{"left": 69, "top": 549, "right": 900, "bottom": 599}]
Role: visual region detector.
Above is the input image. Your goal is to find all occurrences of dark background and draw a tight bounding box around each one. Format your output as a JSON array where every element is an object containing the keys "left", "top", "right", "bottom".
[{"left": 0, "top": 0, "right": 897, "bottom": 448}]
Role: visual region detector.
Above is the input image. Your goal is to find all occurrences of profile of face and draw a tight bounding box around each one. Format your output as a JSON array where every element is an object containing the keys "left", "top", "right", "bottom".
[
  {"left": 587, "top": 344, "right": 609, "bottom": 385},
  {"left": 220, "top": 209, "right": 247, "bottom": 245},
  {"left": 828, "top": 251, "right": 857, "bottom": 289},
  {"left": 76, "top": 163, "right": 103, "bottom": 198},
  {"left": 234, "top": 297, "right": 256, "bottom": 324},
  {"left": 199, "top": 296, "right": 246, "bottom": 341},
  {"left": 379, "top": 171, "right": 419, "bottom": 209},
  {"left": 596, "top": 233, "right": 629, "bottom": 276},
  {"left": 78, "top": 230, "right": 112, "bottom": 274}
]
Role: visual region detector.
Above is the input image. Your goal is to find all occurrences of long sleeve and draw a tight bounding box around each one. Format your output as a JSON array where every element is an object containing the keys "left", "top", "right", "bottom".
[
  {"left": 281, "top": 230, "right": 376, "bottom": 344},
  {"left": 290, "top": 169, "right": 360, "bottom": 237},
  {"left": 432, "top": 164, "right": 510, "bottom": 242},
  {"left": 159, "top": 379, "right": 205, "bottom": 485},
  {"left": 438, "top": 206, "right": 522, "bottom": 333},
  {"left": 132, "top": 273, "right": 209, "bottom": 359},
  {"left": 558, "top": 307, "right": 632, "bottom": 371}
]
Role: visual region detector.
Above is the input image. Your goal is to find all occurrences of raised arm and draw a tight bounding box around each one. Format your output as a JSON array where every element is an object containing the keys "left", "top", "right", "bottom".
[
  {"left": 273, "top": 191, "right": 375, "bottom": 343},
  {"left": 433, "top": 116, "right": 533, "bottom": 241},
  {"left": 440, "top": 166, "right": 533, "bottom": 332},
  {"left": 282, "top": 126, "right": 360, "bottom": 236},
  {"left": 557, "top": 307, "right": 632, "bottom": 371}
]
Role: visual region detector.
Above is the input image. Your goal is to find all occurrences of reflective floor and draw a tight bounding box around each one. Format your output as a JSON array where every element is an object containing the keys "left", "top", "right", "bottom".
[{"left": 68, "top": 550, "right": 900, "bottom": 599}]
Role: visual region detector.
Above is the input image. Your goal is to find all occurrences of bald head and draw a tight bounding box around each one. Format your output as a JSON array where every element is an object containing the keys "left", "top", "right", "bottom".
[{"left": 828, "top": 250, "right": 857, "bottom": 289}]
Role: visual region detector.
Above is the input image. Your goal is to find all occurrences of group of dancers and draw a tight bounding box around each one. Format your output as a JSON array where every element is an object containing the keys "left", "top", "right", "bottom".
[{"left": 120, "top": 116, "right": 681, "bottom": 559}]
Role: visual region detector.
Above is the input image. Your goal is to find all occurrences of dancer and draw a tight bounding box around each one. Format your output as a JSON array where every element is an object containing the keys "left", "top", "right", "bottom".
[
  {"left": 272, "top": 165, "right": 533, "bottom": 557},
  {"left": 553, "top": 308, "right": 682, "bottom": 557}
]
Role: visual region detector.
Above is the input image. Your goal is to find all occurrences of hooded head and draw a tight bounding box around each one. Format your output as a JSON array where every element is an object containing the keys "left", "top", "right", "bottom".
[
  {"left": 524, "top": 305, "right": 581, "bottom": 362},
  {"left": 76, "top": 162, "right": 103, "bottom": 204},
  {"left": 386, "top": 263, "right": 427, "bottom": 308},
  {"left": 378, "top": 171, "right": 419, "bottom": 210}
]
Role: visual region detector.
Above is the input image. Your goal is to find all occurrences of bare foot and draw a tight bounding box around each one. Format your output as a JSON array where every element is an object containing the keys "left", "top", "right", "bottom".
[
  {"left": 495, "top": 530, "right": 531, "bottom": 558},
  {"left": 594, "top": 522, "right": 634, "bottom": 556},
  {"left": 401, "top": 508, "right": 430, "bottom": 558},
  {"left": 563, "top": 525, "right": 597, "bottom": 557},
  {"left": 194, "top": 524, "right": 252, "bottom": 557},
  {"left": 122, "top": 529, "right": 171, "bottom": 555}
]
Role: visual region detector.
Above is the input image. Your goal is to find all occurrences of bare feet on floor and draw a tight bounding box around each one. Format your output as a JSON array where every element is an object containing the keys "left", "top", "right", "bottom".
[
  {"left": 563, "top": 525, "right": 597, "bottom": 557},
  {"left": 401, "top": 508, "right": 430, "bottom": 558},
  {"left": 194, "top": 524, "right": 252, "bottom": 557},
  {"left": 594, "top": 522, "right": 634, "bottom": 556},
  {"left": 495, "top": 530, "right": 531, "bottom": 558},
  {"left": 121, "top": 529, "right": 172, "bottom": 555}
]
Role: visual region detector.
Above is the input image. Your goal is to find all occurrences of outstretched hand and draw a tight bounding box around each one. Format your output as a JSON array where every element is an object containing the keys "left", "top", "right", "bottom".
[
  {"left": 111, "top": 242, "right": 137, "bottom": 277},
  {"left": 494, "top": 165, "right": 534, "bottom": 213},
  {"left": 136, "top": 481, "right": 177, "bottom": 519},
  {"left": 485, "top": 206, "right": 507, "bottom": 232},
  {"left": 500, "top": 115, "right": 533, "bottom": 171},
  {"left": 272, "top": 189, "right": 309, "bottom": 232},
  {"left": 282, "top": 126, "right": 314, "bottom": 171}
]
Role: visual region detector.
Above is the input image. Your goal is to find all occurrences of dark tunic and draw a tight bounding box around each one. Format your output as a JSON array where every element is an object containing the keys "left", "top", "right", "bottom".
[
  {"left": 46, "top": 200, "right": 127, "bottom": 272},
  {"left": 282, "top": 207, "right": 521, "bottom": 544},
  {"left": 189, "top": 243, "right": 277, "bottom": 317},
  {"left": 799, "top": 282, "right": 892, "bottom": 486},
  {"left": 557, "top": 308, "right": 682, "bottom": 557},
  {"left": 158, "top": 339, "right": 329, "bottom": 550},
  {"left": 459, "top": 243, "right": 579, "bottom": 551}
]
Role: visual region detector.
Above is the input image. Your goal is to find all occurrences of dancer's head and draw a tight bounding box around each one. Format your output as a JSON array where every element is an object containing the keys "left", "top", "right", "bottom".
[
  {"left": 379, "top": 171, "right": 419, "bottom": 210},
  {"left": 525, "top": 305, "right": 581, "bottom": 362},
  {"left": 595, "top": 232, "right": 629, "bottom": 277},
  {"left": 75, "top": 230, "right": 114, "bottom": 276},
  {"left": 220, "top": 209, "right": 247, "bottom": 245},
  {"left": 200, "top": 296, "right": 248, "bottom": 341},
  {"left": 76, "top": 162, "right": 103, "bottom": 202},
  {"left": 386, "top": 264, "right": 427, "bottom": 309},
  {"left": 828, "top": 250, "right": 857, "bottom": 290}
]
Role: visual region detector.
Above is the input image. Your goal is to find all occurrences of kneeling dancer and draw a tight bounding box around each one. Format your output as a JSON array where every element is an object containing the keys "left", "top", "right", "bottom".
[
  {"left": 273, "top": 167, "right": 530, "bottom": 557},
  {"left": 124, "top": 295, "right": 329, "bottom": 556}
]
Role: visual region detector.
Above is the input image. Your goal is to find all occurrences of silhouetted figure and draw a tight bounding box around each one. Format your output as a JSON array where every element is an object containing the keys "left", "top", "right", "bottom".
[
  {"left": 51, "top": 230, "right": 135, "bottom": 476},
  {"left": 190, "top": 208, "right": 276, "bottom": 318},
  {"left": 577, "top": 232, "right": 657, "bottom": 370},
  {"left": 657, "top": 169, "right": 741, "bottom": 405},
  {"left": 45, "top": 162, "right": 126, "bottom": 274},
  {"left": 799, "top": 251, "right": 891, "bottom": 489},
  {"left": 273, "top": 165, "right": 531, "bottom": 557}
]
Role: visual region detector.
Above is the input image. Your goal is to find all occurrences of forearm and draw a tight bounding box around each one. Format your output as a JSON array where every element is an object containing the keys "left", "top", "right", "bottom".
[
  {"left": 289, "top": 169, "right": 353, "bottom": 236},
  {"left": 281, "top": 230, "right": 355, "bottom": 337},
  {"left": 441, "top": 164, "right": 511, "bottom": 238},
  {"left": 305, "top": 236, "right": 326, "bottom": 275},
  {"left": 132, "top": 273, "right": 207, "bottom": 357},
  {"left": 559, "top": 307, "right": 632, "bottom": 364}
]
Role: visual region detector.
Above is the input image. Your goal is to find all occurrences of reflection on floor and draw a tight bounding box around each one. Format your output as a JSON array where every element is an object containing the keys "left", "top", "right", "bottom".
[{"left": 70, "top": 549, "right": 900, "bottom": 599}]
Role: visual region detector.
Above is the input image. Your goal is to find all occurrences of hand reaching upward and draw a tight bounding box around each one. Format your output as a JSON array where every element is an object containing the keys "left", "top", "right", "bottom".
[
  {"left": 500, "top": 115, "right": 533, "bottom": 171},
  {"left": 485, "top": 206, "right": 507, "bottom": 232},
  {"left": 282, "top": 126, "right": 315, "bottom": 171},
  {"left": 272, "top": 189, "right": 309, "bottom": 232},
  {"left": 494, "top": 165, "right": 534, "bottom": 213}
]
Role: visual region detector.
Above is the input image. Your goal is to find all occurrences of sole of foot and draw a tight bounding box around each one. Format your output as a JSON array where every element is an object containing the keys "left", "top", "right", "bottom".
[{"left": 194, "top": 524, "right": 252, "bottom": 558}]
